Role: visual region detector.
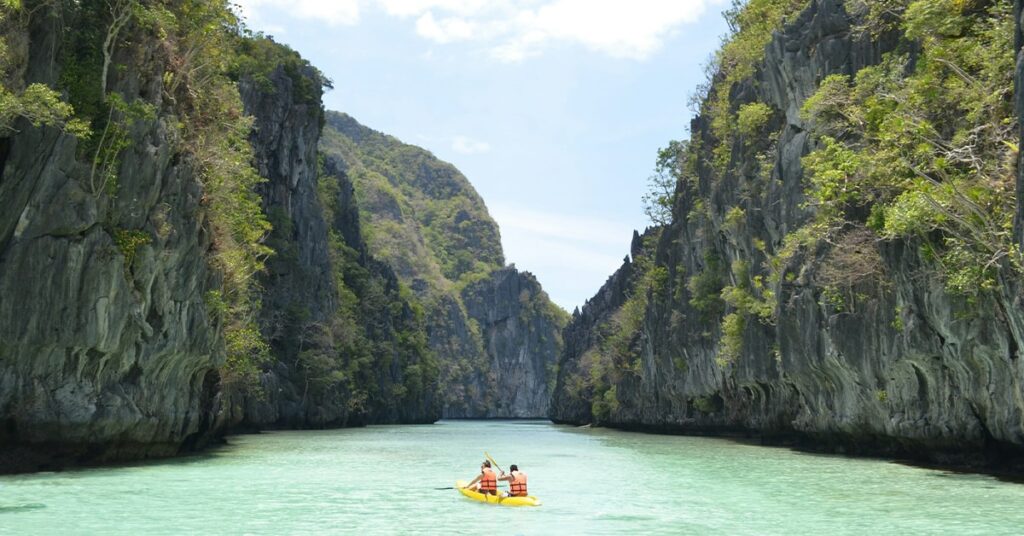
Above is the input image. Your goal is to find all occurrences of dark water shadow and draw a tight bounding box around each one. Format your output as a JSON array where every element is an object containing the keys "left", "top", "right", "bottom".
[
  {"left": 438, "top": 419, "right": 553, "bottom": 425},
  {"left": 891, "top": 459, "right": 1024, "bottom": 485},
  {"left": 83, "top": 441, "right": 246, "bottom": 475},
  {"left": 550, "top": 422, "right": 1024, "bottom": 485},
  {"left": 0, "top": 503, "right": 46, "bottom": 514},
  {"left": 738, "top": 438, "right": 1024, "bottom": 484},
  {"left": 0, "top": 439, "right": 242, "bottom": 479}
]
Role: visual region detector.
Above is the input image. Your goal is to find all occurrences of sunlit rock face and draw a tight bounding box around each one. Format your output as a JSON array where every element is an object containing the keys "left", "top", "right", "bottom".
[
  {"left": 0, "top": 7, "right": 222, "bottom": 470},
  {"left": 552, "top": 0, "right": 1024, "bottom": 471},
  {"left": 460, "top": 267, "right": 564, "bottom": 418}
]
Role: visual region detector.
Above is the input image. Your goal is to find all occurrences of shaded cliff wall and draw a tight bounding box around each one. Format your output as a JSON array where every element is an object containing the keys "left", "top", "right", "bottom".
[
  {"left": 0, "top": 4, "right": 222, "bottom": 469},
  {"left": 461, "top": 267, "right": 564, "bottom": 418},
  {"left": 552, "top": 0, "right": 1024, "bottom": 470},
  {"left": 229, "top": 62, "right": 340, "bottom": 427},
  {"left": 1017, "top": 0, "right": 1024, "bottom": 251},
  {"left": 229, "top": 56, "right": 440, "bottom": 428},
  {"left": 550, "top": 232, "right": 643, "bottom": 424},
  {"left": 318, "top": 155, "right": 442, "bottom": 424}
]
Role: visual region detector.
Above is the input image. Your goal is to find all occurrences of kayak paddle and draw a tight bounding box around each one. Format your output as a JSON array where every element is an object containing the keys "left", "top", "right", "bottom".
[{"left": 484, "top": 451, "right": 505, "bottom": 474}]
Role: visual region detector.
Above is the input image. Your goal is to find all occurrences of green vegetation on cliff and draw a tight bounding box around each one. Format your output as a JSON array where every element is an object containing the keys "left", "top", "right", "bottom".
[
  {"left": 320, "top": 111, "right": 504, "bottom": 289},
  {"left": 319, "top": 111, "right": 502, "bottom": 415},
  {"left": 566, "top": 231, "right": 666, "bottom": 424},
  {"left": 557, "top": 0, "right": 1022, "bottom": 461},
  {"left": 3, "top": 0, "right": 295, "bottom": 391},
  {"left": 673, "top": 0, "right": 1015, "bottom": 364},
  {"left": 799, "top": 0, "right": 1017, "bottom": 297},
  {"left": 0, "top": 1, "right": 89, "bottom": 137},
  {"left": 308, "top": 170, "right": 440, "bottom": 421},
  {"left": 707, "top": 0, "right": 807, "bottom": 171},
  {"left": 320, "top": 111, "right": 565, "bottom": 418}
]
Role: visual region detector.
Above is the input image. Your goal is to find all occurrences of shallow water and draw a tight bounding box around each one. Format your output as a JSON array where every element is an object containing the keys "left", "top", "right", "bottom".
[{"left": 2, "top": 420, "right": 1024, "bottom": 535}]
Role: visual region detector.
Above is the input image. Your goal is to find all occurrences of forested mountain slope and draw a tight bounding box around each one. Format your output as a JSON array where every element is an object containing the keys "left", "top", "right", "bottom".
[{"left": 321, "top": 112, "right": 567, "bottom": 418}]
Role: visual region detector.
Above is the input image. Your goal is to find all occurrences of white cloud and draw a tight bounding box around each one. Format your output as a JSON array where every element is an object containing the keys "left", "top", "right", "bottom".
[
  {"left": 496, "top": 0, "right": 716, "bottom": 61},
  {"left": 235, "top": 0, "right": 361, "bottom": 26},
  {"left": 416, "top": 12, "right": 477, "bottom": 43},
  {"left": 237, "top": 0, "right": 724, "bottom": 61},
  {"left": 452, "top": 135, "right": 491, "bottom": 154},
  {"left": 378, "top": 0, "right": 495, "bottom": 17}
]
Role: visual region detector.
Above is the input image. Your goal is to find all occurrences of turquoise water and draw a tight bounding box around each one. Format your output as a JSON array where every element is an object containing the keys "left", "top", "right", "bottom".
[{"left": 2, "top": 420, "right": 1024, "bottom": 534}]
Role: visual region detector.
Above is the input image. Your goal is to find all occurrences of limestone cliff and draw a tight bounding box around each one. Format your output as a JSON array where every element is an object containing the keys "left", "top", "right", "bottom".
[
  {"left": 1017, "top": 0, "right": 1024, "bottom": 250},
  {"left": 552, "top": 0, "right": 1024, "bottom": 471},
  {"left": 227, "top": 51, "right": 440, "bottom": 428},
  {"left": 0, "top": 2, "right": 223, "bottom": 469},
  {"left": 550, "top": 232, "right": 645, "bottom": 424},
  {"left": 461, "top": 267, "right": 564, "bottom": 417},
  {"left": 0, "top": 4, "right": 439, "bottom": 471}
]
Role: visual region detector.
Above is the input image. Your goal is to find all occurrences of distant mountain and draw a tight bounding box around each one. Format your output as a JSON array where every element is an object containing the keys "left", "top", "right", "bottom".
[
  {"left": 321, "top": 111, "right": 568, "bottom": 418},
  {"left": 321, "top": 112, "right": 503, "bottom": 288}
]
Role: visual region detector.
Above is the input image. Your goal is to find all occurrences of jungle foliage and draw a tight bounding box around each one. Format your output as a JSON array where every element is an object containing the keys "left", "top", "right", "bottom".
[{"left": 633, "top": 0, "right": 1018, "bottom": 375}]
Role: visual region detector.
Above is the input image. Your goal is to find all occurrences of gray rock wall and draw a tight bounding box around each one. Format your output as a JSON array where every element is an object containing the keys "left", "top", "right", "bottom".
[
  {"left": 461, "top": 267, "right": 563, "bottom": 418},
  {"left": 0, "top": 17, "right": 442, "bottom": 472},
  {"left": 551, "top": 0, "right": 1024, "bottom": 471},
  {"left": 232, "top": 62, "right": 440, "bottom": 428},
  {"left": 320, "top": 113, "right": 566, "bottom": 419},
  {"left": 231, "top": 64, "right": 341, "bottom": 428},
  {"left": 0, "top": 9, "right": 222, "bottom": 469},
  {"left": 1016, "top": 0, "right": 1024, "bottom": 250},
  {"left": 430, "top": 293, "right": 494, "bottom": 418},
  {"left": 550, "top": 232, "right": 643, "bottom": 424}
]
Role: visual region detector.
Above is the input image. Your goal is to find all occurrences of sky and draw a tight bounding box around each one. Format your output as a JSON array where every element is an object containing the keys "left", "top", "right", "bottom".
[{"left": 235, "top": 0, "right": 731, "bottom": 312}]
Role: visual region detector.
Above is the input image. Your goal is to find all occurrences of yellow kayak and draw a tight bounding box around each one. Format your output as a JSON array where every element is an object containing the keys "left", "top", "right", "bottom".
[{"left": 454, "top": 480, "right": 542, "bottom": 507}]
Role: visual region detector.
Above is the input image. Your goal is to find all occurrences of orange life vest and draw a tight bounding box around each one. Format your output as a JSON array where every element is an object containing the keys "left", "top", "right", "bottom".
[
  {"left": 510, "top": 471, "right": 528, "bottom": 497},
  {"left": 480, "top": 468, "right": 497, "bottom": 492}
]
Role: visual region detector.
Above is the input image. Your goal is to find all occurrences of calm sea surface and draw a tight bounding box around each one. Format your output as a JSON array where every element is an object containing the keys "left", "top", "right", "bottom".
[{"left": 2, "top": 420, "right": 1023, "bottom": 535}]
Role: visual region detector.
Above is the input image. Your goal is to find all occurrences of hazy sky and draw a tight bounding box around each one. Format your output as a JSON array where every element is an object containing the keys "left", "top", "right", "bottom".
[{"left": 235, "top": 0, "right": 731, "bottom": 311}]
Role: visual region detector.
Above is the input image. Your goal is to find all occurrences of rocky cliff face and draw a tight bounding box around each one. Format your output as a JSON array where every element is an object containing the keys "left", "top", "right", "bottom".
[
  {"left": 0, "top": 5, "right": 222, "bottom": 469},
  {"left": 425, "top": 293, "right": 493, "bottom": 418},
  {"left": 0, "top": 5, "right": 441, "bottom": 471},
  {"left": 228, "top": 58, "right": 440, "bottom": 428},
  {"left": 231, "top": 63, "right": 337, "bottom": 427},
  {"left": 550, "top": 233, "right": 643, "bottom": 424},
  {"left": 552, "top": 0, "right": 1024, "bottom": 471},
  {"left": 320, "top": 112, "right": 567, "bottom": 418},
  {"left": 461, "top": 267, "right": 564, "bottom": 418},
  {"left": 1017, "top": 0, "right": 1024, "bottom": 250}
]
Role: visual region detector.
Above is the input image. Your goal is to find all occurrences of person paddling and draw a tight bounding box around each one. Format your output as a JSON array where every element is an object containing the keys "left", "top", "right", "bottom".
[
  {"left": 498, "top": 464, "right": 528, "bottom": 497},
  {"left": 464, "top": 460, "right": 498, "bottom": 495}
]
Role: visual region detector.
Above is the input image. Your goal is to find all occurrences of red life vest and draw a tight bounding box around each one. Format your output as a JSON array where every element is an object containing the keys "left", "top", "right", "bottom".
[
  {"left": 510, "top": 471, "right": 528, "bottom": 497},
  {"left": 480, "top": 468, "right": 497, "bottom": 492}
]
